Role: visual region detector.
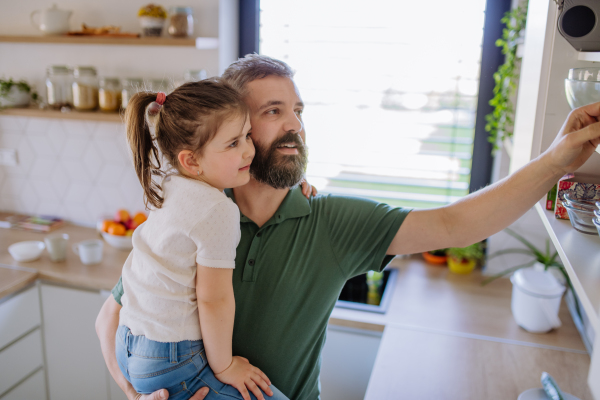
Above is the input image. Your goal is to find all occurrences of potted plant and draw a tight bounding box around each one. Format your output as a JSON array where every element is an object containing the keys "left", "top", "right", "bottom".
[
  {"left": 422, "top": 248, "right": 448, "bottom": 265},
  {"left": 482, "top": 228, "right": 582, "bottom": 322},
  {"left": 0, "top": 78, "right": 38, "bottom": 108},
  {"left": 447, "top": 242, "right": 485, "bottom": 274}
]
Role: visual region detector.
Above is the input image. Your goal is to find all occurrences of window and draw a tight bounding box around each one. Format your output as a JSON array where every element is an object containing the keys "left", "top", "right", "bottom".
[{"left": 260, "top": 0, "right": 488, "bottom": 208}]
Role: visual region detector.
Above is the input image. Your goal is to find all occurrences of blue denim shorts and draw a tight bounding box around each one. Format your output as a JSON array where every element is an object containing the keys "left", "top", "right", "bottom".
[{"left": 116, "top": 325, "right": 288, "bottom": 400}]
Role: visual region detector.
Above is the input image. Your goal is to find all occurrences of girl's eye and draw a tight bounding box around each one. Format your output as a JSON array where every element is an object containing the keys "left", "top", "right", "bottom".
[
  {"left": 246, "top": 131, "right": 252, "bottom": 139},
  {"left": 229, "top": 140, "right": 238, "bottom": 148}
]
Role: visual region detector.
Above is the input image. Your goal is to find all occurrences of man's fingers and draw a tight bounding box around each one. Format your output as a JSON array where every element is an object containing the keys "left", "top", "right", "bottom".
[
  {"left": 189, "top": 386, "right": 210, "bottom": 400},
  {"left": 143, "top": 389, "right": 168, "bottom": 400},
  {"left": 246, "top": 380, "right": 264, "bottom": 400}
]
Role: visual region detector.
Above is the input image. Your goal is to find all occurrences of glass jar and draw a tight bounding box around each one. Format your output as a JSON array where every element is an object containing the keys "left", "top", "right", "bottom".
[
  {"left": 184, "top": 69, "right": 207, "bottom": 82},
  {"left": 167, "top": 7, "right": 193, "bottom": 37},
  {"left": 72, "top": 66, "right": 98, "bottom": 111},
  {"left": 121, "top": 78, "right": 144, "bottom": 109},
  {"left": 46, "top": 65, "right": 73, "bottom": 109},
  {"left": 99, "top": 77, "right": 122, "bottom": 112}
]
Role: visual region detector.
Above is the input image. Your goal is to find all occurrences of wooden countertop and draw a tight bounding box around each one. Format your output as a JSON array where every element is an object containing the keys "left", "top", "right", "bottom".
[{"left": 0, "top": 224, "right": 129, "bottom": 297}]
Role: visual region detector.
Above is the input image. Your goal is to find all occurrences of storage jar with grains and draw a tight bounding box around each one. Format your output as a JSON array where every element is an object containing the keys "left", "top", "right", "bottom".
[
  {"left": 72, "top": 66, "right": 98, "bottom": 111},
  {"left": 167, "top": 7, "right": 193, "bottom": 37},
  {"left": 99, "top": 77, "right": 122, "bottom": 112},
  {"left": 121, "top": 78, "right": 144, "bottom": 109},
  {"left": 46, "top": 65, "right": 73, "bottom": 109}
]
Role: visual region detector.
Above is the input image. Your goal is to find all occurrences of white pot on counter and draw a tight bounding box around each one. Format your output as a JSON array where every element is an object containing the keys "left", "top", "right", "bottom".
[{"left": 510, "top": 263, "right": 565, "bottom": 333}]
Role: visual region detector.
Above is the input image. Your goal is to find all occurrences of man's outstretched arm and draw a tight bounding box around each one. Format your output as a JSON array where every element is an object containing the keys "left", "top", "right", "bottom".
[
  {"left": 95, "top": 295, "right": 210, "bottom": 400},
  {"left": 388, "top": 102, "right": 600, "bottom": 255}
]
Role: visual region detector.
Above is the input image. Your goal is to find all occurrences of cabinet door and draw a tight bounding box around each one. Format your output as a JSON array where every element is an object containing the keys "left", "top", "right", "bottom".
[
  {"left": 320, "top": 325, "right": 382, "bottom": 400},
  {"left": 0, "top": 329, "right": 44, "bottom": 397},
  {"left": 2, "top": 368, "right": 47, "bottom": 400},
  {"left": 40, "top": 284, "right": 108, "bottom": 400},
  {"left": 0, "top": 286, "right": 41, "bottom": 350}
]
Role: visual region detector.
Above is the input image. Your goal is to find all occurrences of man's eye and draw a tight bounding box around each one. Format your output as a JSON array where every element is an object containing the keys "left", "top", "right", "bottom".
[
  {"left": 296, "top": 109, "right": 303, "bottom": 116},
  {"left": 267, "top": 109, "right": 278, "bottom": 115}
]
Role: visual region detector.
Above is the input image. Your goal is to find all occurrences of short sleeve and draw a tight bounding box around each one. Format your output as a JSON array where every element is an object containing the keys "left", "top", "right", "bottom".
[
  {"left": 112, "top": 276, "right": 124, "bottom": 306},
  {"left": 324, "top": 195, "right": 411, "bottom": 279},
  {"left": 190, "top": 200, "right": 241, "bottom": 268}
]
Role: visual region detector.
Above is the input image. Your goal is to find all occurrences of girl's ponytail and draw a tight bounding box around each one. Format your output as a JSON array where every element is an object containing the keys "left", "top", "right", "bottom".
[{"left": 124, "top": 92, "right": 165, "bottom": 210}]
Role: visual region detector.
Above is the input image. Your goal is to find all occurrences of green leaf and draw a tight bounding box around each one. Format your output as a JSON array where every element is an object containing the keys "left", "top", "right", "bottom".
[{"left": 481, "top": 260, "right": 536, "bottom": 286}]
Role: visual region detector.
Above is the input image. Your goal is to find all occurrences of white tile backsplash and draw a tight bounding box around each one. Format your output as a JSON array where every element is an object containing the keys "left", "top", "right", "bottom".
[{"left": 0, "top": 115, "right": 145, "bottom": 226}]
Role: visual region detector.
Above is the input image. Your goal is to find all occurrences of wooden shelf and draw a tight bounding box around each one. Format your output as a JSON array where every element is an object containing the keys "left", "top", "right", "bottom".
[
  {"left": 0, "top": 106, "right": 122, "bottom": 123},
  {"left": 0, "top": 35, "right": 219, "bottom": 49},
  {"left": 535, "top": 202, "right": 600, "bottom": 335}
]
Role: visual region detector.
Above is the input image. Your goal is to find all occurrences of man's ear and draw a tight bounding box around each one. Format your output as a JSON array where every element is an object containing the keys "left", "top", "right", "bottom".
[{"left": 178, "top": 150, "right": 202, "bottom": 176}]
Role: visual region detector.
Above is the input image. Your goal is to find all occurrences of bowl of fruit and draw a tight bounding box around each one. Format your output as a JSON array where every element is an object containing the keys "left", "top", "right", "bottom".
[{"left": 98, "top": 209, "right": 147, "bottom": 250}]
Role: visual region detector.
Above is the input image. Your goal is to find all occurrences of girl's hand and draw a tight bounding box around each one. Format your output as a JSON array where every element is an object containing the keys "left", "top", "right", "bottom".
[
  {"left": 300, "top": 178, "right": 318, "bottom": 199},
  {"left": 214, "top": 356, "right": 273, "bottom": 400}
]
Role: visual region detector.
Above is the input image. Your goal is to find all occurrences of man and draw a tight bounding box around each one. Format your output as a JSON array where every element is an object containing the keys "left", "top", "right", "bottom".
[{"left": 96, "top": 54, "right": 600, "bottom": 400}]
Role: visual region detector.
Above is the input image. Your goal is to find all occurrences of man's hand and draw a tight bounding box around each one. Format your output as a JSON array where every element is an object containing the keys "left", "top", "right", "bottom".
[
  {"left": 214, "top": 356, "right": 273, "bottom": 400},
  {"left": 543, "top": 102, "right": 600, "bottom": 175},
  {"left": 134, "top": 387, "right": 210, "bottom": 400}
]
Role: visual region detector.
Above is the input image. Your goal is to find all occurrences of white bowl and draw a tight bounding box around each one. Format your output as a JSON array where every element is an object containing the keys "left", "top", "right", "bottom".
[
  {"left": 8, "top": 241, "right": 45, "bottom": 262},
  {"left": 518, "top": 388, "right": 580, "bottom": 400},
  {"left": 569, "top": 67, "right": 600, "bottom": 82},
  {"left": 101, "top": 231, "right": 133, "bottom": 250},
  {"left": 565, "top": 79, "right": 600, "bottom": 109}
]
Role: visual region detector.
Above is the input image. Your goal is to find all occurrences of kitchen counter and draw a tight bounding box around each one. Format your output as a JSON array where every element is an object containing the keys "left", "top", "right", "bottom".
[
  {"left": 0, "top": 224, "right": 127, "bottom": 297},
  {"left": 0, "top": 224, "right": 593, "bottom": 399}
]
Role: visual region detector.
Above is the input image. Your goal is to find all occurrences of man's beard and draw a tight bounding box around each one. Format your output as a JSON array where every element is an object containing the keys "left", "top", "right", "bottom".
[{"left": 250, "top": 131, "right": 308, "bottom": 189}]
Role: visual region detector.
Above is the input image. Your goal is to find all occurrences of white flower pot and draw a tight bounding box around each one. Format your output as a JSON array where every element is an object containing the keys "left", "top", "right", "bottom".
[{"left": 0, "top": 86, "right": 31, "bottom": 108}]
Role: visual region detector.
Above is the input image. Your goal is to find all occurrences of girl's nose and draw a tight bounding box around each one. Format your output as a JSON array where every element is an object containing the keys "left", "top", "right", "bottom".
[{"left": 244, "top": 137, "right": 255, "bottom": 159}]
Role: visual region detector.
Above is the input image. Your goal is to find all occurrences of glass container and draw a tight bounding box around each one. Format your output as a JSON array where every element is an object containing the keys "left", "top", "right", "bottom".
[
  {"left": 184, "top": 69, "right": 207, "bottom": 82},
  {"left": 72, "top": 66, "right": 98, "bottom": 111},
  {"left": 99, "top": 77, "right": 122, "bottom": 112},
  {"left": 46, "top": 65, "right": 73, "bottom": 109},
  {"left": 121, "top": 78, "right": 144, "bottom": 109},
  {"left": 167, "top": 7, "right": 193, "bottom": 37}
]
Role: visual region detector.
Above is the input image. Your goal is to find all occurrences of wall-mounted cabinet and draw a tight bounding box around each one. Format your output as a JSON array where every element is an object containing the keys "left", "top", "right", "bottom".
[{"left": 511, "top": 0, "right": 600, "bottom": 398}]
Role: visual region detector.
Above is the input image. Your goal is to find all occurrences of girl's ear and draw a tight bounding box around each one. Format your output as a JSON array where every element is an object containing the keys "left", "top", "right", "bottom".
[{"left": 178, "top": 150, "right": 202, "bottom": 176}]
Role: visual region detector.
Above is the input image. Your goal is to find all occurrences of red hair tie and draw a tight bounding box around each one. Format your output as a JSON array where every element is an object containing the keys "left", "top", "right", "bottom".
[{"left": 156, "top": 92, "right": 166, "bottom": 106}]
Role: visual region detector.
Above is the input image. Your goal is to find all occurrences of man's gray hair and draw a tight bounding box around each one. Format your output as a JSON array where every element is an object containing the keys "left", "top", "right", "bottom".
[{"left": 221, "top": 54, "right": 295, "bottom": 94}]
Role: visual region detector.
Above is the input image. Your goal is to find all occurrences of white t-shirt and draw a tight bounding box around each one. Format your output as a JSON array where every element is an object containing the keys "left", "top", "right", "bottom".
[{"left": 119, "top": 174, "right": 240, "bottom": 343}]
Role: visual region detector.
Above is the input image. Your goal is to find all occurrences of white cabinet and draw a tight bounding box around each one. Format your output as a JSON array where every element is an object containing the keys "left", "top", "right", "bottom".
[
  {"left": 40, "top": 284, "right": 109, "bottom": 400},
  {"left": 0, "top": 286, "right": 46, "bottom": 400},
  {"left": 320, "top": 325, "right": 382, "bottom": 400}
]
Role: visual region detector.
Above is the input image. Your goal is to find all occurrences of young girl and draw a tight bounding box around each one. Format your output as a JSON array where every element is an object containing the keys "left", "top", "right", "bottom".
[{"left": 116, "top": 79, "right": 289, "bottom": 400}]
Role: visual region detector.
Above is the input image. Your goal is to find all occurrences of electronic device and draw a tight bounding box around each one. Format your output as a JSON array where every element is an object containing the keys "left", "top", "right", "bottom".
[{"left": 557, "top": 0, "right": 600, "bottom": 51}]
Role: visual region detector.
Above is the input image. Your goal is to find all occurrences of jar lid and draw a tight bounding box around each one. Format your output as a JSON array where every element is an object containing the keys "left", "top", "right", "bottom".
[
  {"left": 47, "top": 65, "right": 71, "bottom": 75},
  {"left": 169, "top": 6, "right": 193, "bottom": 14},
  {"left": 74, "top": 66, "right": 97, "bottom": 77},
  {"left": 511, "top": 266, "right": 565, "bottom": 298},
  {"left": 100, "top": 77, "right": 121, "bottom": 85}
]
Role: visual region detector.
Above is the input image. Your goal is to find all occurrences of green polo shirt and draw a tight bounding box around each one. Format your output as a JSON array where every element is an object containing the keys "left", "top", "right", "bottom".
[{"left": 112, "top": 187, "right": 410, "bottom": 399}]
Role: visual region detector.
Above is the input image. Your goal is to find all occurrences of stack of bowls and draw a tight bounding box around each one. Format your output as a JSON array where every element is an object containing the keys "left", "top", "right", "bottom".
[
  {"left": 594, "top": 202, "right": 600, "bottom": 236},
  {"left": 562, "top": 193, "right": 598, "bottom": 234},
  {"left": 565, "top": 68, "right": 600, "bottom": 109}
]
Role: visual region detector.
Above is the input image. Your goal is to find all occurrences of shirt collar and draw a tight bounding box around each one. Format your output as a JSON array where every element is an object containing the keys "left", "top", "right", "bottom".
[{"left": 225, "top": 187, "right": 311, "bottom": 225}]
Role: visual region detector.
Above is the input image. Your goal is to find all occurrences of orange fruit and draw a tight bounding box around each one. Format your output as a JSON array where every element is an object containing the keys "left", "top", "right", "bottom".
[
  {"left": 101, "top": 220, "right": 114, "bottom": 233},
  {"left": 108, "top": 223, "right": 126, "bottom": 236},
  {"left": 125, "top": 229, "right": 134, "bottom": 237},
  {"left": 114, "top": 209, "right": 130, "bottom": 223},
  {"left": 131, "top": 212, "right": 147, "bottom": 229}
]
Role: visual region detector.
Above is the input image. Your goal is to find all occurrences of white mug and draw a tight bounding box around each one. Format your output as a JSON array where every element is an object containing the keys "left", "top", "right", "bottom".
[
  {"left": 73, "top": 239, "right": 103, "bottom": 265},
  {"left": 45, "top": 233, "right": 69, "bottom": 262}
]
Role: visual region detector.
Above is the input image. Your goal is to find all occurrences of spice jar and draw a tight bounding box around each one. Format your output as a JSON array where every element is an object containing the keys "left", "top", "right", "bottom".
[
  {"left": 46, "top": 65, "right": 73, "bottom": 109},
  {"left": 99, "top": 77, "right": 122, "bottom": 112},
  {"left": 121, "top": 78, "right": 144, "bottom": 109},
  {"left": 184, "top": 69, "right": 207, "bottom": 82},
  {"left": 167, "top": 7, "right": 193, "bottom": 37},
  {"left": 72, "top": 66, "right": 98, "bottom": 111}
]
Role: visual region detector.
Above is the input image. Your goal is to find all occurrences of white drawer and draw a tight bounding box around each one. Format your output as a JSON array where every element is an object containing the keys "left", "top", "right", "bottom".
[
  {"left": 0, "top": 286, "right": 41, "bottom": 350},
  {"left": 1, "top": 368, "right": 46, "bottom": 400},
  {"left": 0, "top": 329, "right": 44, "bottom": 396}
]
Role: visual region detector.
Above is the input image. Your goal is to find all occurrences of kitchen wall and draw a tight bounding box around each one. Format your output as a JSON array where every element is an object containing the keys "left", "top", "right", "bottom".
[
  {"left": 0, "top": 0, "right": 232, "bottom": 226},
  {"left": 0, "top": 115, "right": 144, "bottom": 226}
]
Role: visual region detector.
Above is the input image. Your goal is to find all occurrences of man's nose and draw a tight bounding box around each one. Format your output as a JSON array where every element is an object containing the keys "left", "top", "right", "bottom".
[{"left": 283, "top": 112, "right": 303, "bottom": 135}]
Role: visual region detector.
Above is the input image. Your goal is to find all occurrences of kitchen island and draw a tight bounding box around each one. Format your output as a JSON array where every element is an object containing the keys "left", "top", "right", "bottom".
[{"left": 0, "top": 224, "right": 592, "bottom": 399}]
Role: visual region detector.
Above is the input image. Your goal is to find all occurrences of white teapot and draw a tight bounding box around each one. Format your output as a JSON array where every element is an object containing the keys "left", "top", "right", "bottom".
[{"left": 31, "top": 4, "right": 72, "bottom": 35}]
